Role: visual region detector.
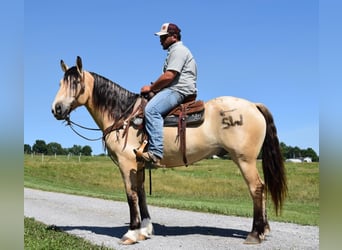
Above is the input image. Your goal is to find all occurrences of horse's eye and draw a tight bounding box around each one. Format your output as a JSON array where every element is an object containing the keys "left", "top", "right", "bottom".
[{"left": 72, "top": 79, "right": 79, "bottom": 88}]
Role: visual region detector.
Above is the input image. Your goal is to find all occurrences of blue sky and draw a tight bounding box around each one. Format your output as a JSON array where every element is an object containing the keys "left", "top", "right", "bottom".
[{"left": 24, "top": 0, "right": 319, "bottom": 155}]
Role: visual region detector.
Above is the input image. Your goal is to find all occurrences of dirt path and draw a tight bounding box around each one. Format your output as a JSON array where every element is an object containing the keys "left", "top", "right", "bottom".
[{"left": 24, "top": 188, "right": 318, "bottom": 249}]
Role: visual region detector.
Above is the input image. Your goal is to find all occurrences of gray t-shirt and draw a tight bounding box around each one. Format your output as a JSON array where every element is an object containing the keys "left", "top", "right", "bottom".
[{"left": 163, "top": 41, "right": 197, "bottom": 96}]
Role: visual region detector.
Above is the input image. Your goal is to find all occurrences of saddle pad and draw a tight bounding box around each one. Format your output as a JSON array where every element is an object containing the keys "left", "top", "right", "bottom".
[{"left": 164, "top": 109, "right": 205, "bottom": 127}]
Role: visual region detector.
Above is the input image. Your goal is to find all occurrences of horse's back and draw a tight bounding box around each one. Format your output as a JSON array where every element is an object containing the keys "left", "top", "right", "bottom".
[
  {"left": 162, "top": 96, "right": 267, "bottom": 166},
  {"left": 205, "top": 96, "right": 261, "bottom": 112},
  {"left": 204, "top": 96, "right": 266, "bottom": 130},
  {"left": 203, "top": 96, "right": 267, "bottom": 160}
]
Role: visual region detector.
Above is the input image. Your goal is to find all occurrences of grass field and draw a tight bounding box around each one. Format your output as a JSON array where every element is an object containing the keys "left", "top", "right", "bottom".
[
  {"left": 24, "top": 154, "right": 319, "bottom": 226},
  {"left": 24, "top": 217, "right": 112, "bottom": 249}
]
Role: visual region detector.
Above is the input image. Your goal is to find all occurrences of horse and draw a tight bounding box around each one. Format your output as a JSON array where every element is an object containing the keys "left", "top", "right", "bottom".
[{"left": 51, "top": 56, "right": 287, "bottom": 245}]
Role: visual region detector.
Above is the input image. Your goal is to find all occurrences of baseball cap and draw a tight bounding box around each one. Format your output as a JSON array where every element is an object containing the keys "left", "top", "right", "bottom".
[{"left": 155, "top": 23, "right": 181, "bottom": 36}]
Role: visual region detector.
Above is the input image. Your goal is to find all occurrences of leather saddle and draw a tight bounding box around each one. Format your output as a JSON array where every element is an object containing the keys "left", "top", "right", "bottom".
[
  {"left": 164, "top": 98, "right": 205, "bottom": 127},
  {"left": 132, "top": 94, "right": 205, "bottom": 166},
  {"left": 132, "top": 94, "right": 205, "bottom": 128}
]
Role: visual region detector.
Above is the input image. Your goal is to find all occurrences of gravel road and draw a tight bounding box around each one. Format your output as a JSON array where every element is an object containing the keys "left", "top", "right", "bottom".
[{"left": 24, "top": 188, "right": 318, "bottom": 249}]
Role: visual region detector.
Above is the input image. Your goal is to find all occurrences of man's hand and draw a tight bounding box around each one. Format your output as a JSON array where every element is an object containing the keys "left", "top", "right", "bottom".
[
  {"left": 140, "top": 84, "right": 155, "bottom": 100},
  {"left": 140, "top": 85, "right": 152, "bottom": 94}
]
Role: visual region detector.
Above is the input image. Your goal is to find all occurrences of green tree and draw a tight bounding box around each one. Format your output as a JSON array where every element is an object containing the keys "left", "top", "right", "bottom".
[
  {"left": 301, "top": 147, "right": 319, "bottom": 162},
  {"left": 32, "top": 140, "right": 47, "bottom": 154},
  {"left": 47, "top": 142, "right": 65, "bottom": 155},
  {"left": 279, "top": 142, "right": 319, "bottom": 162},
  {"left": 68, "top": 145, "right": 82, "bottom": 155},
  {"left": 81, "top": 145, "right": 92, "bottom": 156},
  {"left": 24, "top": 144, "right": 32, "bottom": 154},
  {"left": 285, "top": 146, "right": 301, "bottom": 159},
  {"left": 280, "top": 142, "right": 289, "bottom": 159}
]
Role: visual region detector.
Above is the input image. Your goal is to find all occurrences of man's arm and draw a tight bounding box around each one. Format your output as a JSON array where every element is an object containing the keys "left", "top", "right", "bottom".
[{"left": 141, "top": 70, "right": 178, "bottom": 94}]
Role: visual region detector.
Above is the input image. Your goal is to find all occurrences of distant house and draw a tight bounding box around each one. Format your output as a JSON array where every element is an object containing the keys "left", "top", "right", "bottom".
[
  {"left": 286, "top": 157, "right": 312, "bottom": 163},
  {"left": 286, "top": 158, "right": 302, "bottom": 163},
  {"left": 303, "top": 157, "right": 312, "bottom": 163}
]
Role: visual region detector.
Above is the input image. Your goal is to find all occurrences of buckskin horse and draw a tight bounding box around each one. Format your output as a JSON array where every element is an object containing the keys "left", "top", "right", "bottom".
[{"left": 51, "top": 56, "right": 287, "bottom": 245}]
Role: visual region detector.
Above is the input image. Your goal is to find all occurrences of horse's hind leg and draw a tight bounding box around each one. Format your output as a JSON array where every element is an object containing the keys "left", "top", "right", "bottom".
[{"left": 237, "top": 158, "right": 269, "bottom": 244}]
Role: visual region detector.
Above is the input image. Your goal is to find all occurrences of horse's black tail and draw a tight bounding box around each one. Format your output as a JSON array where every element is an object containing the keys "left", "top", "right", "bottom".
[{"left": 256, "top": 103, "right": 287, "bottom": 215}]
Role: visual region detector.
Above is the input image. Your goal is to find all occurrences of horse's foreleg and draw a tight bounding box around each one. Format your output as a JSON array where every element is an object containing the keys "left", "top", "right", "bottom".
[
  {"left": 120, "top": 164, "right": 153, "bottom": 245},
  {"left": 238, "top": 160, "right": 269, "bottom": 244},
  {"left": 120, "top": 168, "right": 142, "bottom": 245},
  {"left": 121, "top": 193, "right": 141, "bottom": 244},
  {"left": 137, "top": 167, "right": 153, "bottom": 240}
]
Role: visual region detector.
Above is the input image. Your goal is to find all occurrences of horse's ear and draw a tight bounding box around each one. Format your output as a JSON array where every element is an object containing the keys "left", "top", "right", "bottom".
[
  {"left": 76, "top": 56, "right": 83, "bottom": 74},
  {"left": 60, "top": 60, "right": 68, "bottom": 72}
]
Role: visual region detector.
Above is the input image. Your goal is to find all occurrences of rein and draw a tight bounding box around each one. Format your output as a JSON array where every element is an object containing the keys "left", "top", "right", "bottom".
[
  {"left": 65, "top": 111, "right": 154, "bottom": 195},
  {"left": 64, "top": 93, "right": 153, "bottom": 194},
  {"left": 102, "top": 96, "right": 147, "bottom": 149},
  {"left": 64, "top": 116, "right": 103, "bottom": 141}
]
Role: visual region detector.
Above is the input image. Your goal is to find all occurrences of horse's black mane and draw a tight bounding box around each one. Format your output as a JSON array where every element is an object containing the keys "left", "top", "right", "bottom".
[
  {"left": 90, "top": 72, "right": 139, "bottom": 121},
  {"left": 63, "top": 66, "right": 79, "bottom": 81}
]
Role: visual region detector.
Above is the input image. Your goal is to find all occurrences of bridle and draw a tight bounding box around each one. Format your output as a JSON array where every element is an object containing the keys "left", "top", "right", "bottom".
[
  {"left": 62, "top": 73, "right": 151, "bottom": 193},
  {"left": 63, "top": 71, "right": 103, "bottom": 141},
  {"left": 69, "top": 71, "right": 85, "bottom": 110},
  {"left": 64, "top": 84, "right": 146, "bottom": 146},
  {"left": 64, "top": 115, "right": 103, "bottom": 141}
]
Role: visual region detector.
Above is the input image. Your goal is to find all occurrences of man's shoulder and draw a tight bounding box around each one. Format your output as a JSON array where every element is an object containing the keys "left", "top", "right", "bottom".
[{"left": 170, "top": 42, "right": 191, "bottom": 53}]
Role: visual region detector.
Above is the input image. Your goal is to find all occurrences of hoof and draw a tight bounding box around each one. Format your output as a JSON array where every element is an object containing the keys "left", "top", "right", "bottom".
[
  {"left": 244, "top": 232, "right": 262, "bottom": 244},
  {"left": 265, "top": 227, "right": 271, "bottom": 235},
  {"left": 138, "top": 234, "right": 148, "bottom": 241},
  {"left": 264, "top": 223, "right": 271, "bottom": 235},
  {"left": 120, "top": 237, "right": 136, "bottom": 245}
]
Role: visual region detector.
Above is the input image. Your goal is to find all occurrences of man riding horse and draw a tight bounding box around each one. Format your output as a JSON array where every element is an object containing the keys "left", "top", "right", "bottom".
[
  {"left": 51, "top": 25, "right": 287, "bottom": 244},
  {"left": 137, "top": 23, "right": 198, "bottom": 167}
]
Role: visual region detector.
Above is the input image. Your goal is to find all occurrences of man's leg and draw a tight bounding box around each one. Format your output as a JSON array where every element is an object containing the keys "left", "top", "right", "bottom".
[{"left": 144, "top": 89, "right": 184, "bottom": 160}]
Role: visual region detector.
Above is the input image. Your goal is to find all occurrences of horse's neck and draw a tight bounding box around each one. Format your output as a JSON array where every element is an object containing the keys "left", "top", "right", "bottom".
[
  {"left": 85, "top": 105, "right": 112, "bottom": 131},
  {"left": 86, "top": 98, "right": 144, "bottom": 144},
  {"left": 86, "top": 72, "right": 139, "bottom": 131}
]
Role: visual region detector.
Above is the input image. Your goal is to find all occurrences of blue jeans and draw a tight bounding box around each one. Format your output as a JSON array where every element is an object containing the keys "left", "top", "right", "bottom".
[{"left": 144, "top": 88, "right": 185, "bottom": 159}]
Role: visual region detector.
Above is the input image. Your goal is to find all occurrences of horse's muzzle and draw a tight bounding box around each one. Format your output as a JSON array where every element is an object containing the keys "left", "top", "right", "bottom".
[{"left": 52, "top": 102, "right": 69, "bottom": 120}]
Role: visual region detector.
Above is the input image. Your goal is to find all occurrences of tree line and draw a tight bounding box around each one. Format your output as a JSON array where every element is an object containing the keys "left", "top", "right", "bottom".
[
  {"left": 24, "top": 140, "right": 93, "bottom": 156},
  {"left": 211, "top": 142, "right": 319, "bottom": 162},
  {"left": 279, "top": 142, "right": 318, "bottom": 162},
  {"left": 24, "top": 139, "right": 319, "bottom": 161}
]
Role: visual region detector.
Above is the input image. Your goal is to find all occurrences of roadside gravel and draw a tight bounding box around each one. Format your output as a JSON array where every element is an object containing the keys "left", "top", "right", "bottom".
[{"left": 24, "top": 188, "right": 318, "bottom": 249}]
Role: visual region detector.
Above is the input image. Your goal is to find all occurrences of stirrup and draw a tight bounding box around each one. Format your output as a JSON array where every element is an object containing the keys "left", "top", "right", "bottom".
[
  {"left": 141, "top": 151, "right": 165, "bottom": 168},
  {"left": 133, "top": 140, "right": 148, "bottom": 158}
]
